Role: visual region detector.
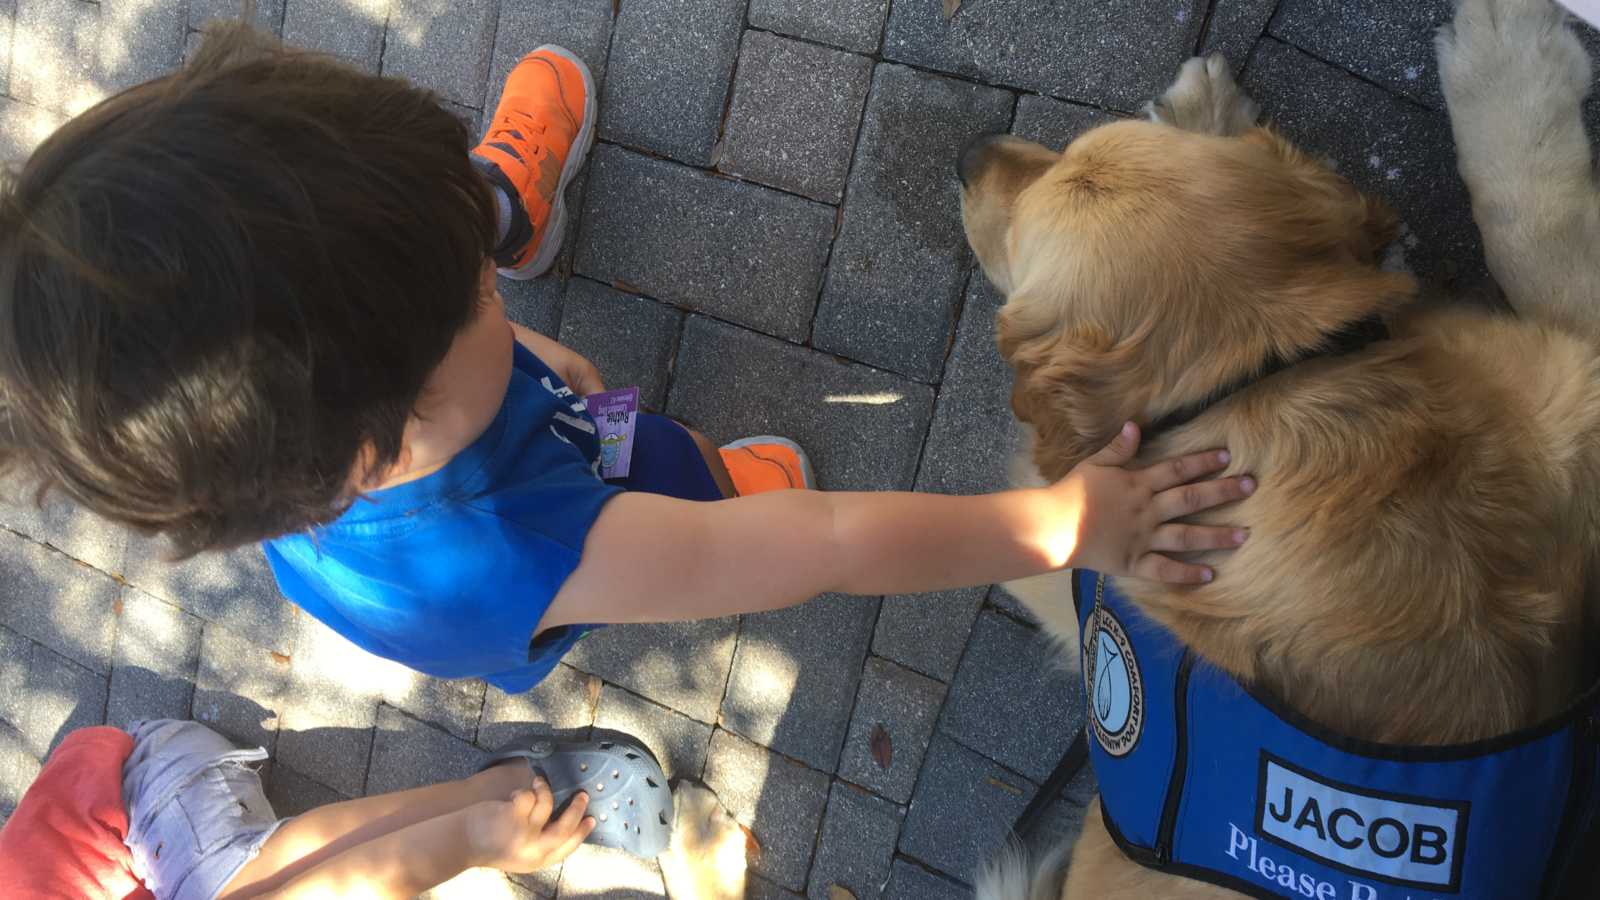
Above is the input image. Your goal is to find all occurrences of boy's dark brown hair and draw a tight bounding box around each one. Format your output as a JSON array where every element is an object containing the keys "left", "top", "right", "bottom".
[{"left": 0, "top": 23, "right": 496, "bottom": 556}]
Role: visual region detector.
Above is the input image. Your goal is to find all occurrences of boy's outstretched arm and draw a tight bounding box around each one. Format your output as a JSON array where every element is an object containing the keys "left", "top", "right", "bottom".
[
  {"left": 542, "top": 423, "right": 1253, "bottom": 628},
  {"left": 246, "top": 782, "right": 591, "bottom": 899}
]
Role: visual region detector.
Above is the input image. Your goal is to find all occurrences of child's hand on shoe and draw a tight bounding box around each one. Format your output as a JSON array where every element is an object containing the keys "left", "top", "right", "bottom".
[
  {"left": 1053, "top": 422, "right": 1254, "bottom": 584},
  {"left": 467, "top": 777, "right": 595, "bottom": 873}
]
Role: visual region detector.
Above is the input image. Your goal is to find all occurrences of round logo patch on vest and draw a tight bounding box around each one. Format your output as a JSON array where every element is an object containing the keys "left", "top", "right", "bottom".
[{"left": 1083, "top": 598, "right": 1144, "bottom": 757}]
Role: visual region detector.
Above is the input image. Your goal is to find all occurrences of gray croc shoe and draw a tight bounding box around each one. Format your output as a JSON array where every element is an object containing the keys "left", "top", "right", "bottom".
[{"left": 480, "top": 734, "right": 673, "bottom": 858}]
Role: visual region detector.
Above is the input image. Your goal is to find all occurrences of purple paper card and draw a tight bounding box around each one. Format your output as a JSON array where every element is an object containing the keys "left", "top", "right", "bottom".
[{"left": 587, "top": 386, "right": 640, "bottom": 480}]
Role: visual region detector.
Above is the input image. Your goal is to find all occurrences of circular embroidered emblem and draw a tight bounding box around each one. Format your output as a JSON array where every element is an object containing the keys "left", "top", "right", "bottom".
[{"left": 1082, "top": 587, "right": 1144, "bottom": 757}]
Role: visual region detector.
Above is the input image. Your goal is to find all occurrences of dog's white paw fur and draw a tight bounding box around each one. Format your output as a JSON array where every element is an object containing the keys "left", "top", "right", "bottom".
[
  {"left": 659, "top": 782, "right": 747, "bottom": 900},
  {"left": 1143, "top": 53, "right": 1260, "bottom": 136},
  {"left": 1437, "top": 0, "right": 1600, "bottom": 333},
  {"left": 1439, "top": 0, "right": 1591, "bottom": 119},
  {"left": 978, "top": 840, "right": 1072, "bottom": 900}
]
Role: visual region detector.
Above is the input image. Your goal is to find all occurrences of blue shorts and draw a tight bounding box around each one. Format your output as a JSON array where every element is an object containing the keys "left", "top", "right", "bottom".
[{"left": 611, "top": 412, "right": 723, "bottom": 502}]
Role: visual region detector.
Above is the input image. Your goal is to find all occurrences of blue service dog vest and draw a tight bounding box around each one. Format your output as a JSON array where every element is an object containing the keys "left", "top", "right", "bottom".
[{"left": 1073, "top": 569, "right": 1600, "bottom": 899}]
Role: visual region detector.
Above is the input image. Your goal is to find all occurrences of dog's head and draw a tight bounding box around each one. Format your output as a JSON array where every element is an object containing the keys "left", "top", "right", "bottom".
[{"left": 959, "top": 120, "right": 1417, "bottom": 478}]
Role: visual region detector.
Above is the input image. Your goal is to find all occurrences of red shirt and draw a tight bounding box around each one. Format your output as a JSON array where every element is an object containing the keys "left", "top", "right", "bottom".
[{"left": 0, "top": 726, "right": 153, "bottom": 899}]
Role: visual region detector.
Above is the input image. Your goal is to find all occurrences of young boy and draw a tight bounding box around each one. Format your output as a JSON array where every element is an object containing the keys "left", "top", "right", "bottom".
[
  {"left": 0, "top": 26, "right": 1250, "bottom": 706},
  {"left": 0, "top": 720, "right": 642, "bottom": 898}
]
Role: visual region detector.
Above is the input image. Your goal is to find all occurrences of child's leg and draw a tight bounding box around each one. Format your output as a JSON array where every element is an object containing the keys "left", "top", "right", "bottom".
[
  {"left": 683, "top": 424, "right": 737, "bottom": 498},
  {"left": 219, "top": 762, "right": 529, "bottom": 895},
  {"left": 615, "top": 413, "right": 814, "bottom": 500}
]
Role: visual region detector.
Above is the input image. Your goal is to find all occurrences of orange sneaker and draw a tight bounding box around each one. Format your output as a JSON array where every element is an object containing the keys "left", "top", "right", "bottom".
[
  {"left": 719, "top": 436, "right": 816, "bottom": 496},
  {"left": 473, "top": 45, "right": 596, "bottom": 279}
]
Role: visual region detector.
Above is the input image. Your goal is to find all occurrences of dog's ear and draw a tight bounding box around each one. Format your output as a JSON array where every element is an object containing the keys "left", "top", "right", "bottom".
[
  {"left": 999, "top": 307, "right": 1152, "bottom": 479},
  {"left": 1242, "top": 127, "right": 1403, "bottom": 266}
]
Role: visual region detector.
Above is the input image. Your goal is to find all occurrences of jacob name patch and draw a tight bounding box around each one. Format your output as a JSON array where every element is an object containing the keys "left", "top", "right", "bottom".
[{"left": 1255, "top": 754, "right": 1468, "bottom": 892}]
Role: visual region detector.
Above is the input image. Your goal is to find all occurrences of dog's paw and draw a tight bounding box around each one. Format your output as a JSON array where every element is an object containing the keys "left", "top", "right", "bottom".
[
  {"left": 660, "top": 783, "right": 747, "bottom": 900},
  {"left": 1144, "top": 53, "right": 1260, "bottom": 136},
  {"left": 1439, "top": 0, "right": 1591, "bottom": 111}
]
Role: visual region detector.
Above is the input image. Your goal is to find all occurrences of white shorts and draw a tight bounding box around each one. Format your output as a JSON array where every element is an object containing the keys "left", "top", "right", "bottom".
[{"left": 122, "top": 720, "right": 286, "bottom": 900}]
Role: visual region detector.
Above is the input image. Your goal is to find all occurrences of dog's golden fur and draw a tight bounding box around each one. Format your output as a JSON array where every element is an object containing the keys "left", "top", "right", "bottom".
[{"left": 962, "top": 6, "right": 1600, "bottom": 897}]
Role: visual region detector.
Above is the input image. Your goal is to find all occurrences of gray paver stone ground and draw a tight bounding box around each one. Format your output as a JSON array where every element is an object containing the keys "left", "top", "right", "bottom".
[
  {"left": 107, "top": 591, "right": 202, "bottom": 728},
  {"left": 718, "top": 30, "right": 874, "bottom": 203},
  {"left": 593, "top": 685, "right": 711, "bottom": 781},
  {"left": 263, "top": 762, "right": 349, "bottom": 817},
  {"left": 13, "top": 0, "right": 100, "bottom": 114},
  {"left": 1270, "top": 0, "right": 1448, "bottom": 109},
  {"left": 0, "top": 97, "right": 66, "bottom": 162},
  {"left": 882, "top": 0, "right": 1204, "bottom": 111},
  {"left": 0, "top": 626, "right": 30, "bottom": 727},
  {"left": 478, "top": 663, "right": 598, "bottom": 750},
  {"left": 1244, "top": 39, "right": 1484, "bottom": 286},
  {"left": 598, "top": 0, "right": 742, "bottom": 166},
  {"left": 442, "top": 99, "right": 482, "bottom": 137},
  {"left": 281, "top": 0, "right": 390, "bottom": 71},
  {"left": 18, "top": 641, "right": 108, "bottom": 758},
  {"left": 577, "top": 146, "right": 835, "bottom": 341},
  {"left": 0, "top": 719, "right": 41, "bottom": 818},
  {"left": 1011, "top": 94, "right": 1120, "bottom": 149},
  {"left": 748, "top": 874, "right": 805, "bottom": 899},
  {"left": 557, "top": 844, "right": 665, "bottom": 897},
  {"left": 1201, "top": 0, "right": 1279, "bottom": 71},
  {"left": 190, "top": 0, "right": 285, "bottom": 34},
  {"left": 940, "top": 611, "right": 1082, "bottom": 782},
  {"left": 748, "top": 0, "right": 888, "bottom": 54},
  {"left": 722, "top": 593, "right": 876, "bottom": 772},
  {"left": 745, "top": 0, "right": 889, "bottom": 54},
  {"left": 509, "top": 866, "right": 560, "bottom": 900},
  {"left": 0, "top": 476, "right": 128, "bottom": 575},
  {"left": 837, "top": 656, "right": 946, "bottom": 804},
  {"left": 899, "top": 734, "right": 1034, "bottom": 885},
  {"left": 557, "top": 279, "right": 682, "bottom": 410},
  {"left": 871, "top": 586, "right": 984, "bottom": 683},
  {"left": 564, "top": 619, "right": 736, "bottom": 725},
  {"left": 0, "top": 530, "right": 119, "bottom": 675},
  {"left": 668, "top": 316, "right": 936, "bottom": 492},
  {"left": 124, "top": 538, "right": 298, "bottom": 655},
  {"left": 703, "top": 728, "right": 830, "bottom": 892},
  {"left": 915, "top": 276, "right": 1014, "bottom": 498},
  {"left": 386, "top": 675, "right": 487, "bottom": 743},
  {"left": 275, "top": 689, "right": 376, "bottom": 797},
  {"left": 367, "top": 705, "right": 489, "bottom": 795},
  {"left": 288, "top": 611, "right": 484, "bottom": 741},
  {"left": 193, "top": 621, "right": 292, "bottom": 753},
  {"left": 482, "top": 0, "right": 615, "bottom": 165},
  {"left": 97, "top": 0, "right": 187, "bottom": 95},
  {"left": 812, "top": 64, "right": 1013, "bottom": 380},
  {"left": 986, "top": 582, "right": 1040, "bottom": 626},
  {"left": 1020, "top": 764, "right": 1097, "bottom": 861},
  {"left": 382, "top": 0, "right": 496, "bottom": 108},
  {"left": 276, "top": 624, "right": 380, "bottom": 795},
  {"left": 807, "top": 781, "right": 903, "bottom": 900},
  {"left": 501, "top": 271, "right": 566, "bottom": 338},
  {"left": 885, "top": 857, "right": 971, "bottom": 900}
]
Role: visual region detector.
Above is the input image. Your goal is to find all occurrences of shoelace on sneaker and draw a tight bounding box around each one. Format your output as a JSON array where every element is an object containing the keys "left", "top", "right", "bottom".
[{"left": 482, "top": 112, "right": 547, "bottom": 166}]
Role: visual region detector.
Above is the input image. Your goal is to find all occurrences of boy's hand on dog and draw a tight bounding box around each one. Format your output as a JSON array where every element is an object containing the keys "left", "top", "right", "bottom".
[
  {"left": 1062, "top": 421, "right": 1253, "bottom": 585},
  {"left": 467, "top": 777, "right": 596, "bottom": 873}
]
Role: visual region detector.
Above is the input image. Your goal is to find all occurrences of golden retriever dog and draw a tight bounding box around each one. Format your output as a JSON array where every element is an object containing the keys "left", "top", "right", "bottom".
[
  {"left": 659, "top": 783, "right": 748, "bottom": 899},
  {"left": 960, "top": 0, "right": 1600, "bottom": 897}
]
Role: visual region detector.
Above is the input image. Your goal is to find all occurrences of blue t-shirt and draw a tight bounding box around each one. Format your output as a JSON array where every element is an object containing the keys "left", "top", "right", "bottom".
[{"left": 264, "top": 343, "right": 622, "bottom": 694}]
